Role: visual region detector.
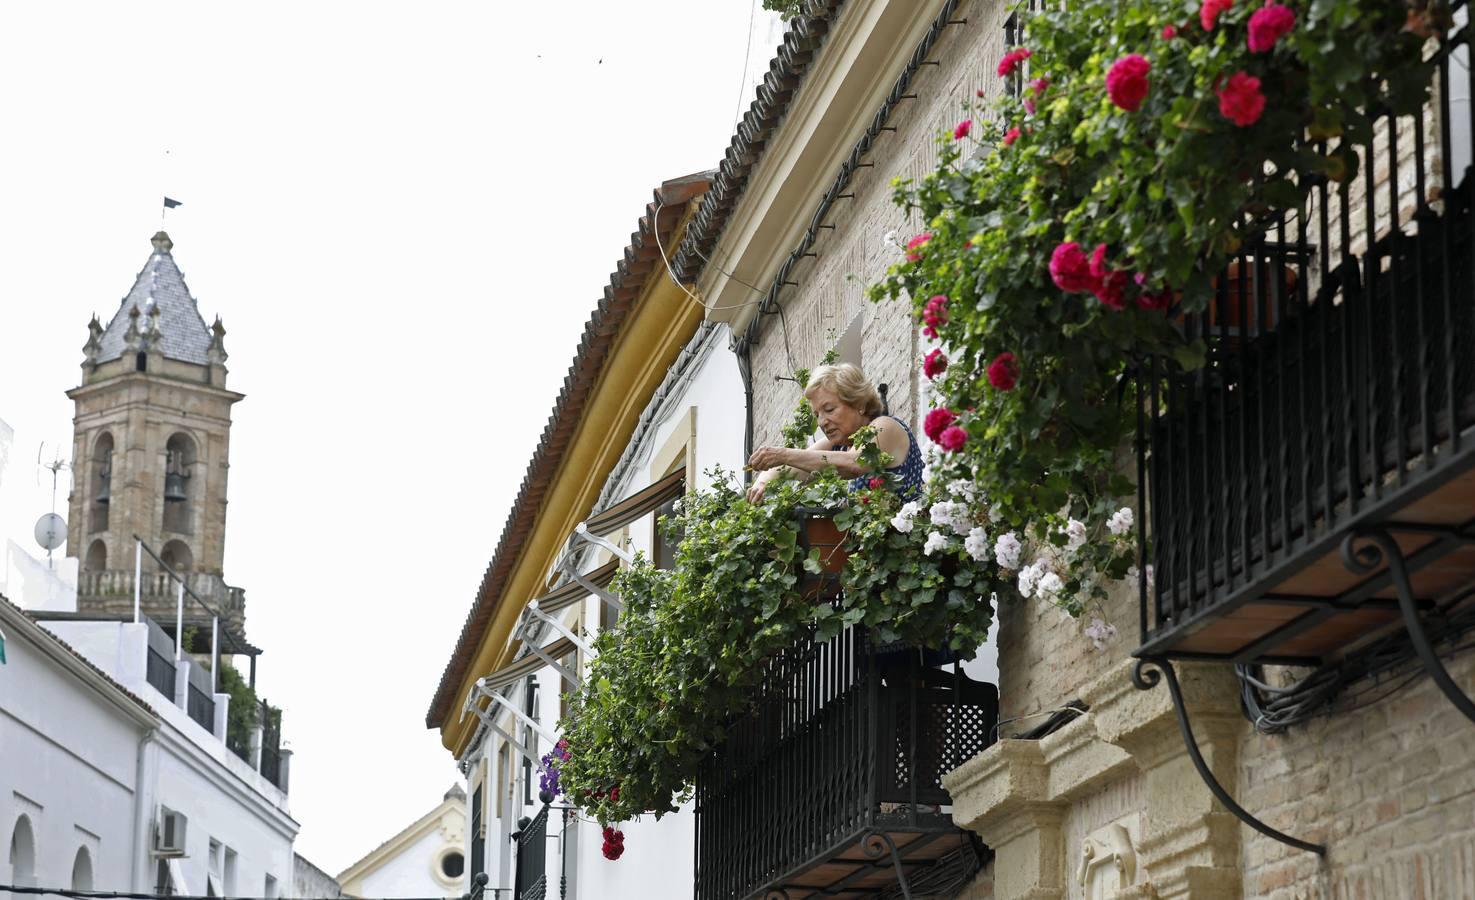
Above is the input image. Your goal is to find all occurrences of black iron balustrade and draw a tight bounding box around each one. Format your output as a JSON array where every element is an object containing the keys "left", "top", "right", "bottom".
[
  {"left": 512, "top": 798, "right": 550, "bottom": 900},
  {"left": 1136, "top": 27, "right": 1475, "bottom": 667},
  {"left": 1130, "top": 25, "right": 1475, "bottom": 857},
  {"left": 694, "top": 625, "right": 996, "bottom": 900},
  {"left": 187, "top": 681, "right": 215, "bottom": 732},
  {"left": 146, "top": 645, "right": 176, "bottom": 699},
  {"left": 260, "top": 699, "right": 285, "bottom": 790}
]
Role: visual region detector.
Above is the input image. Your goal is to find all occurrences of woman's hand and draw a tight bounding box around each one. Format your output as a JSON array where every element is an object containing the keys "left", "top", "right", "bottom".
[
  {"left": 747, "top": 446, "right": 790, "bottom": 472},
  {"left": 746, "top": 477, "right": 769, "bottom": 505}
]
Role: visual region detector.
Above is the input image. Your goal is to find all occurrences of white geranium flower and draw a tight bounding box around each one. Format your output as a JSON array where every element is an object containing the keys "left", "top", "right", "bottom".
[
  {"left": 994, "top": 532, "right": 1022, "bottom": 569},
  {"left": 948, "top": 479, "right": 976, "bottom": 502},
  {"left": 964, "top": 526, "right": 991, "bottom": 562},
  {"left": 923, "top": 531, "right": 952, "bottom": 556},
  {"left": 1037, "top": 571, "right": 1065, "bottom": 601},
  {"left": 891, "top": 511, "right": 915, "bottom": 533},
  {"left": 1107, "top": 506, "right": 1135, "bottom": 536},
  {"left": 1017, "top": 562, "right": 1042, "bottom": 598},
  {"left": 1064, "top": 518, "right": 1087, "bottom": 552},
  {"left": 1084, "top": 617, "right": 1118, "bottom": 651}
]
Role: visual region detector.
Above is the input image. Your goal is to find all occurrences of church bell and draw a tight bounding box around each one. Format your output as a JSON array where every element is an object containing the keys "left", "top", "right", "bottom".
[{"left": 164, "top": 471, "right": 189, "bottom": 502}]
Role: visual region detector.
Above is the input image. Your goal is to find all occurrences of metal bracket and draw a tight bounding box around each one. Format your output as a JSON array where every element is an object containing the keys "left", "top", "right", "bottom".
[
  {"left": 861, "top": 831, "right": 913, "bottom": 900},
  {"left": 468, "top": 679, "right": 559, "bottom": 745},
  {"left": 559, "top": 555, "right": 623, "bottom": 614},
  {"left": 1132, "top": 657, "right": 1326, "bottom": 855},
  {"left": 1342, "top": 528, "right": 1475, "bottom": 725},
  {"left": 461, "top": 695, "right": 547, "bottom": 773},
  {"left": 574, "top": 522, "right": 633, "bottom": 564}
]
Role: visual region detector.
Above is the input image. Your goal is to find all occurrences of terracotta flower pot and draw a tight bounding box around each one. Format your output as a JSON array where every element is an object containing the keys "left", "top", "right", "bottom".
[
  {"left": 1208, "top": 258, "right": 1298, "bottom": 331},
  {"left": 794, "top": 508, "right": 848, "bottom": 600}
]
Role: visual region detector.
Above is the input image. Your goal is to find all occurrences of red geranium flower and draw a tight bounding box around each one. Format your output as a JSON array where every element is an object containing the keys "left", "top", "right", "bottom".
[
  {"left": 987, "top": 352, "right": 1020, "bottom": 391},
  {"left": 905, "top": 232, "right": 932, "bottom": 262},
  {"left": 1089, "top": 243, "right": 1109, "bottom": 280},
  {"left": 1094, "top": 271, "right": 1130, "bottom": 310},
  {"left": 1248, "top": 3, "right": 1296, "bottom": 52},
  {"left": 1217, "top": 71, "right": 1266, "bottom": 126},
  {"left": 997, "top": 47, "right": 1032, "bottom": 77},
  {"left": 1137, "top": 288, "right": 1174, "bottom": 311},
  {"left": 1050, "top": 242, "right": 1100, "bottom": 293},
  {"left": 1030, "top": 77, "right": 1050, "bottom": 96},
  {"left": 921, "top": 295, "right": 949, "bottom": 339},
  {"left": 938, "top": 426, "right": 968, "bottom": 452},
  {"left": 953, "top": 119, "right": 973, "bottom": 140},
  {"left": 868, "top": 476, "right": 886, "bottom": 490},
  {"left": 1003, "top": 126, "right": 1021, "bottom": 146},
  {"left": 1201, "top": 0, "right": 1233, "bottom": 30},
  {"left": 1162, "top": 23, "right": 1178, "bottom": 39},
  {"left": 923, "top": 348, "right": 948, "bottom": 379},
  {"left": 924, "top": 408, "right": 958, "bottom": 442},
  {"left": 1106, "top": 54, "right": 1151, "bottom": 112}
]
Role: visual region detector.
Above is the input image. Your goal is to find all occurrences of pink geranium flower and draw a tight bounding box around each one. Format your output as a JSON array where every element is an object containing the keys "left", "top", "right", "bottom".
[
  {"left": 1106, "top": 54, "right": 1151, "bottom": 112},
  {"left": 953, "top": 119, "right": 973, "bottom": 140},
  {"left": 1050, "top": 242, "right": 1100, "bottom": 293},
  {"left": 1217, "top": 71, "right": 1266, "bottom": 126},
  {"left": 938, "top": 426, "right": 969, "bottom": 452},
  {"left": 1248, "top": 3, "right": 1296, "bottom": 52},
  {"left": 987, "top": 352, "right": 1020, "bottom": 391},
  {"left": 1201, "top": 0, "right": 1233, "bottom": 30},
  {"left": 923, "top": 348, "right": 948, "bottom": 379}
]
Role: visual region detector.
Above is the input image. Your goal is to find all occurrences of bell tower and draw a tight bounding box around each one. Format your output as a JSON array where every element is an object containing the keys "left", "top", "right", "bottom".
[{"left": 66, "top": 231, "right": 248, "bottom": 638}]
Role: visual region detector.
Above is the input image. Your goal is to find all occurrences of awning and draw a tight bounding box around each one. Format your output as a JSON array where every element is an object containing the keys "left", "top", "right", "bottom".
[
  {"left": 477, "top": 636, "right": 576, "bottom": 695},
  {"left": 535, "top": 560, "right": 619, "bottom": 616},
  {"left": 582, "top": 467, "right": 685, "bottom": 536}
]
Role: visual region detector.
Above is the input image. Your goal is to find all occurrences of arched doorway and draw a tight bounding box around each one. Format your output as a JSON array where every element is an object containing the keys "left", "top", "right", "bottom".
[{"left": 9, "top": 815, "right": 36, "bottom": 888}]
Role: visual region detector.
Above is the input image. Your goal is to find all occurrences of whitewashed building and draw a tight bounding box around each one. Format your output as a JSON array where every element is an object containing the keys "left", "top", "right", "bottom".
[{"left": 336, "top": 786, "right": 467, "bottom": 900}]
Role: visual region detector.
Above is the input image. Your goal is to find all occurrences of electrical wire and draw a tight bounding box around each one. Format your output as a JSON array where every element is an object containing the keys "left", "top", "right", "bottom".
[
  {"left": 0, "top": 886, "right": 462, "bottom": 900},
  {"left": 732, "top": 0, "right": 759, "bottom": 131},
  {"left": 651, "top": 199, "right": 770, "bottom": 314}
]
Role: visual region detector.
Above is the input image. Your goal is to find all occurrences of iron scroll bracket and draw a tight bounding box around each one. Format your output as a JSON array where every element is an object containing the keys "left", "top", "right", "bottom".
[
  {"left": 1132, "top": 657, "right": 1327, "bottom": 856},
  {"left": 1341, "top": 527, "right": 1475, "bottom": 726}
]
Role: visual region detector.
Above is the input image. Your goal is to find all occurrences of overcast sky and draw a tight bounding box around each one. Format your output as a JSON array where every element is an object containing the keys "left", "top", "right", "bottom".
[{"left": 0, "top": 0, "right": 782, "bottom": 876}]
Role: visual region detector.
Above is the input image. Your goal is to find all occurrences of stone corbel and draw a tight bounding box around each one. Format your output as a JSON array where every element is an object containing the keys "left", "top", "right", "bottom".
[{"left": 945, "top": 740, "right": 1068, "bottom": 900}]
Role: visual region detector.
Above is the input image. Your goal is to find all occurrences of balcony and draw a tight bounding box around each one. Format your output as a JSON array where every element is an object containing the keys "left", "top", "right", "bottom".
[
  {"left": 694, "top": 626, "right": 996, "bottom": 900},
  {"left": 1126, "top": 41, "right": 1475, "bottom": 845}
]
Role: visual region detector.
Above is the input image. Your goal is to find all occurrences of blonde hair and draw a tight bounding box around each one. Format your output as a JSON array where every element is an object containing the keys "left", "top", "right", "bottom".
[{"left": 805, "top": 363, "right": 883, "bottom": 418}]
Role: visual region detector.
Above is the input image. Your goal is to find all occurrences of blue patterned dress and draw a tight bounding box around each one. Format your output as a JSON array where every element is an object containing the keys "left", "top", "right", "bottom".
[{"left": 835, "top": 415, "right": 925, "bottom": 500}]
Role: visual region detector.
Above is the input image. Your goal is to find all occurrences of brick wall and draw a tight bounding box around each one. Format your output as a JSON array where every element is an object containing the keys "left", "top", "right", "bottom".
[
  {"left": 747, "top": 0, "right": 1010, "bottom": 444},
  {"left": 741, "top": 1, "right": 1475, "bottom": 896}
]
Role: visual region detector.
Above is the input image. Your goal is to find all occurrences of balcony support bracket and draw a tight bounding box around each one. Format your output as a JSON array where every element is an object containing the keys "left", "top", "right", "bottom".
[
  {"left": 862, "top": 831, "right": 915, "bottom": 900},
  {"left": 1132, "top": 657, "right": 1326, "bottom": 856},
  {"left": 1341, "top": 527, "right": 1475, "bottom": 726}
]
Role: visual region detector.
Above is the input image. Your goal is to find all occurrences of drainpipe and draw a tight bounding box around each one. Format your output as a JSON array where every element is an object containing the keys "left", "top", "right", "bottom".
[
  {"left": 736, "top": 339, "right": 754, "bottom": 470},
  {"left": 130, "top": 729, "right": 156, "bottom": 892}
]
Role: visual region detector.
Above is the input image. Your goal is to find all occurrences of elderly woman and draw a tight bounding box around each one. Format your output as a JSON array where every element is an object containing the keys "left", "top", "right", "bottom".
[{"left": 747, "top": 363, "right": 924, "bottom": 504}]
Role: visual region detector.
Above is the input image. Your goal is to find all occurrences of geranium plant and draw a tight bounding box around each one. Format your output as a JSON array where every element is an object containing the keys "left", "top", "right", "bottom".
[{"left": 869, "top": 0, "right": 1438, "bottom": 610}]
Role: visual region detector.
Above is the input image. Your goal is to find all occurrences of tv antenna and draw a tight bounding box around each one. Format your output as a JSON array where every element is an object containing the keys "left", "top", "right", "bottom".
[{"left": 35, "top": 443, "right": 72, "bottom": 567}]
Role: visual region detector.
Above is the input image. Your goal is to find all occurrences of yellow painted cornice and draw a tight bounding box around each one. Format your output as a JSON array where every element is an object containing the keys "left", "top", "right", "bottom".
[{"left": 440, "top": 218, "right": 704, "bottom": 757}]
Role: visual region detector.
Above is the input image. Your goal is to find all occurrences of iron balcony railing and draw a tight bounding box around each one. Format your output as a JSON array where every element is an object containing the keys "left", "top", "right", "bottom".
[
  {"left": 1135, "top": 29, "right": 1475, "bottom": 662},
  {"left": 260, "top": 699, "right": 286, "bottom": 790},
  {"left": 146, "top": 645, "right": 176, "bottom": 699},
  {"left": 187, "top": 681, "right": 216, "bottom": 732},
  {"left": 694, "top": 625, "right": 996, "bottom": 900},
  {"left": 511, "top": 802, "right": 549, "bottom": 900}
]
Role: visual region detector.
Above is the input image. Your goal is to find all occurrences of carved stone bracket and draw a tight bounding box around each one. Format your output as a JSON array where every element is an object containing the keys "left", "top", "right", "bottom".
[{"left": 946, "top": 659, "right": 1256, "bottom": 899}]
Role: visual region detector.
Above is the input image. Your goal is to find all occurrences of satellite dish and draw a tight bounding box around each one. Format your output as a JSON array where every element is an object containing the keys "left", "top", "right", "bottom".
[{"left": 34, "top": 513, "right": 66, "bottom": 551}]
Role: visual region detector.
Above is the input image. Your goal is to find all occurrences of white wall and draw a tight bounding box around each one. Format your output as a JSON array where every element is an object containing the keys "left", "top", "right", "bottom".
[
  {"left": 353, "top": 825, "right": 463, "bottom": 899},
  {"left": 0, "top": 615, "right": 146, "bottom": 900},
  {"left": 35, "top": 620, "right": 298, "bottom": 897}
]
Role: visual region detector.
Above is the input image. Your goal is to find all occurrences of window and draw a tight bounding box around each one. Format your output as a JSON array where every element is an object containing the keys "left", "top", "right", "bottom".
[
  {"left": 264, "top": 874, "right": 278, "bottom": 900},
  {"left": 155, "top": 860, "right": 173, "bottom": 896},
  {"left": 207, "top": 839, "right": 223, "bottom": 896},
  {"left": 224, "top": 847, "right": 238, "bottom": 896},
  {"left": 72, "top": 847, "right": 94, "bottom": 891},
  {"left": 472, "top": 781, "right": 487, "bottom": 878},
  {"left": 86, "top": 539, "right": 107, "bottom": 571},
  {"left": 9, "top": 816, "right": 36, "bottom": 889},
  {"left": 652, "top": 494, "right": 682, "bottom": 572},
  {"left": 522, "top": 677, "right": 539, "bottom": 805},
  {"left": 441, "top": 851, "right": 465, "bottom": 879}
]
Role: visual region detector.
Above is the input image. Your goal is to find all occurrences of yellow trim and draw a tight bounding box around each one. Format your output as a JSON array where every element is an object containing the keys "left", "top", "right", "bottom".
[{"left": 440, "top": 214, "right": 704, "bottom": 756}]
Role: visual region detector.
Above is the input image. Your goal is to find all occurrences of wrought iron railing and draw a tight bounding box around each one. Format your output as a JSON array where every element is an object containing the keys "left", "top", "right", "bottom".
[
  {"left": 146, "top": 645, "right": 176, "bottom": 699},
  {"left": 512, "top": 802, "right": 549, "bottom": 900},
  {"left": 1135, "top": 30, "right": 1475, "bottom": 661},
  {"left": 693, "top": 626, "right": 996, "bottom": 900},
  {"left": 260, "top": 699, "right": 285, "bottom": 790},
  {"left": 187, "top": 681, "right": 215, "bottom": 732}
]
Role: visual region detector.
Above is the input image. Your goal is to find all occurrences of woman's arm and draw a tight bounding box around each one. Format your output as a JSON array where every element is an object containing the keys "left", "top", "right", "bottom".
[
  {"left": 748, "top": 417, "right": 911, "bottom": 487},
  {"left": 746, "top": 435, "right": 832, "bottom": 503}
]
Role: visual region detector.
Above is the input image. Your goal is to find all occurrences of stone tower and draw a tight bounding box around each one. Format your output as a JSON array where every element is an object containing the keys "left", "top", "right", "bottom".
[{"left": 66, "top": 231, "right": 248, "bottom": 641}]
